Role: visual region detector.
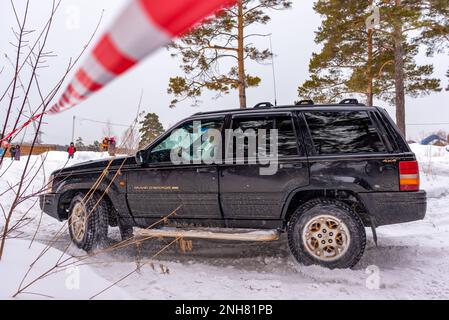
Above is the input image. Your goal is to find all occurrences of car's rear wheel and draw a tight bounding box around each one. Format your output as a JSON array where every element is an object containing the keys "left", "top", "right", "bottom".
[
  {"left": 68, "top": 193, "right": 108, "bottom": 252},
  {"left": 287, "top": 198, "right": 366, "bottom": 269}
]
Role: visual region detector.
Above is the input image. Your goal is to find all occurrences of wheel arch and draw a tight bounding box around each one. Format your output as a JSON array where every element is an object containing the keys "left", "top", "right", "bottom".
[
  {"left": 281, "top": 189, "right": 371, "bottom": 229},
  {"left": 57, "top": 184, "right": 117, "bottom": 223}
]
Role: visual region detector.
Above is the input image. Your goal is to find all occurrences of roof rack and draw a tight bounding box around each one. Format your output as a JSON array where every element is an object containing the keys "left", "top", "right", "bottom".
[
  {"left": 339, "top": 98, "right": 362, "bottom": 105},
  {"left": 296, "top": 99, "right": 314, "bottom": 106},
  {"left": 253, "top": 102, "right": 273, "bottom": 109}
]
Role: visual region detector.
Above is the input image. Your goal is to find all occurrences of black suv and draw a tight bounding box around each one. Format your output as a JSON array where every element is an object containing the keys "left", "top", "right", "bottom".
[{"left": 40, "top": 100, "right": 426, "bottom": 269}]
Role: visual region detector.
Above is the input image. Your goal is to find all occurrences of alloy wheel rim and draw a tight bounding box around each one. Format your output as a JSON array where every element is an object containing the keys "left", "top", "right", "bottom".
[
  {"left": 71, "top": 202, "right": 87, "bottom": 242},
  {"left": 301, "top": 214, "right": 351, "bottom": 262}
]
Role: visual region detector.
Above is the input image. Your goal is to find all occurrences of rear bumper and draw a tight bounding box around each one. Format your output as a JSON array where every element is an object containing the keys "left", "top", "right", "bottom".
[
  {"left": 39, "top": 193, "right": 62, "bottom": 221},
  {"left": 359, "top": 190, "right": 426, "bottom": 226}
]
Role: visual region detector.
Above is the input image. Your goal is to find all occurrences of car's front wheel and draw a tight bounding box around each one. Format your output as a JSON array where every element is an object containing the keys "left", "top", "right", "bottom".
[
  {"left": 68, "top": 193, "right": 109, "bottom": 252},
  {"left": 287, "top": 198, "right": 366, "bottom": 269}
]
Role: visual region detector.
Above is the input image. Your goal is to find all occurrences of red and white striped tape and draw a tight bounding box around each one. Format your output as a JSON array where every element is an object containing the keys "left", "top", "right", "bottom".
[
  {"left": 0, "top": 0, "right": 236, "bottom": 144},
  {"left": 0, "top": 113, "right": 45, "bottom": 144},
  {"left": 48, "top": 0, "right": 236, "bottom": 114}
]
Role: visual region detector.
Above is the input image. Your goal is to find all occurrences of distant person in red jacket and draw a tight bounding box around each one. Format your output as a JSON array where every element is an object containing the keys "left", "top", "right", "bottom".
[{"left": 67, "top": 142, "right": 76, "bottom": 159}]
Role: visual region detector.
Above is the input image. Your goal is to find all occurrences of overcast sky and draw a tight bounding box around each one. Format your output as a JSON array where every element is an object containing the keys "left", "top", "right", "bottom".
[{"left": 1, "top": 0, "right": 448, "bottom": 145}]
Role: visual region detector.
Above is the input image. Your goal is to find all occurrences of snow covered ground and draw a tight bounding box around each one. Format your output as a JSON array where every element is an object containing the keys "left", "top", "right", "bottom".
[
  {"left": 0, "top": 239, "right": 131, "bottom": 299},
  {"left": 0, "top": 144, "right": 449, "bottom": 299}
]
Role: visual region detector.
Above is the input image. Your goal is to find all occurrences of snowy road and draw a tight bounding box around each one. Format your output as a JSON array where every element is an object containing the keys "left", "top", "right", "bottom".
[{"left": 1, "top": 145, "right": 449, "bottom": 299}]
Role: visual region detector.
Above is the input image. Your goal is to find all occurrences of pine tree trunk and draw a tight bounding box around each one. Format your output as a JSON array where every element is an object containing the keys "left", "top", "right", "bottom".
[
  {"left": 393, "top": 0, "right": 406, "bottom": 136},
  {"left": 367, "top": 28, "right": 374, "bottom": 106},
  {"left": 237, "top": 0, "right": 247, "bottom": 109}
]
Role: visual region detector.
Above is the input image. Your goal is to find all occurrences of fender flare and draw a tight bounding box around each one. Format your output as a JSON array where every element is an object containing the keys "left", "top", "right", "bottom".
[{"left": 55, "top": 179, "right": 133, "bottom": 220}]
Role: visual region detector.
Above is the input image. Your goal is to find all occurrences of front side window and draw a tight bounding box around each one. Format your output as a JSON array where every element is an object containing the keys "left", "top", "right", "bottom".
[
  {"left": 304, "top": 111, "right": 386, "bottom": 154},
  {"left": 149, "top": 118, "right": 223, "bottom": 164}
]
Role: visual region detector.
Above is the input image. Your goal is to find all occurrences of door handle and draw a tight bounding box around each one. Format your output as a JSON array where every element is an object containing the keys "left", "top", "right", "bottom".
[
  {"left": 196, "top": 167, "right": 216, "bottom": 173},
  {"left": 280, "top": 163, "right": 303, "bottom": 169}
]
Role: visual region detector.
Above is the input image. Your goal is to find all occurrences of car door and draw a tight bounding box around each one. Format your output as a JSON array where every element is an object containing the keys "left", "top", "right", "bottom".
[
  {"left": 126, "top": 117, "right": 224, "bottom": 219},
  {"left": 219, "top": 112, "right": 309, "bottom": 220}
]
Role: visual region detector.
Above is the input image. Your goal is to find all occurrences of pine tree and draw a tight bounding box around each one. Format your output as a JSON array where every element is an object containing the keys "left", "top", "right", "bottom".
[
  {"left": 167, "top": 0, "right": 292, "bottom": 109},
  {"left": 87, "top": 140, "right": 100, "bottom": 151},
  {"left": 138, "top": 113, "right": 164, "bottom": 149},
  {"left": 418, "top": 0, "right": 449, "bottom": 55},
  {"left": 416, "top": 0, "right": 449, "bottom": 91},
  {"left": 298, "top": 0, "right": 443, "bottom": 135}
]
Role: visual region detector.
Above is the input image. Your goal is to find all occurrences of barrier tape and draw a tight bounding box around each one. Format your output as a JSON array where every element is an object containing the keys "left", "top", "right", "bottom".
[
  {"left": 1, "top": 0, "right": 236, "bottom": 143},
  {"left": 1, "top": 112, "right": 45, "bottom": 144}
]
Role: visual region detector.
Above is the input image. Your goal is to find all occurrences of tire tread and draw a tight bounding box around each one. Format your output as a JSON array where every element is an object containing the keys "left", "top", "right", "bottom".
[{"left": 287, "top": 198, "right": 366, "bottom": 269}]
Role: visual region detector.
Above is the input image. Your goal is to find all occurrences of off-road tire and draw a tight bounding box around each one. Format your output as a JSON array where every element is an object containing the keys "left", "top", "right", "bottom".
[
  {"left": 287, "top": 198, "right": 366, "bottom": 269},
  {"left": 68, "top": 193, "right": 109, "bottom": 252}
]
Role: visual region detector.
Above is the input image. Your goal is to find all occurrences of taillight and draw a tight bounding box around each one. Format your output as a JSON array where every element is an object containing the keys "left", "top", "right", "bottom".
[{"left": 399, "top": 161, "right": 420, "bottom": 191}]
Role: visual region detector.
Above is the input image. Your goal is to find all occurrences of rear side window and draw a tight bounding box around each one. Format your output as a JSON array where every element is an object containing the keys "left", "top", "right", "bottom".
[
  {"left": 376, "top": 110, "right": 410, "bottom": 152},
  {"left": 231, "top": 117, "right": 273, "bottom": 159},
  {"left": 230, "top": 115, "right": 299, "bottom": 159},
  {"left": 275, "top": 116, "right": 298, "bottom": 156},
  {"left": 304, "top": 111, "right": 386, "bottom": 154}
]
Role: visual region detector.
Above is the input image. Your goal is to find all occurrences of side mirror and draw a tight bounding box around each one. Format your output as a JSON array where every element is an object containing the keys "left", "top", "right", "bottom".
[{"left": 135, "top": 150, "right": 146, "bottom": 166}]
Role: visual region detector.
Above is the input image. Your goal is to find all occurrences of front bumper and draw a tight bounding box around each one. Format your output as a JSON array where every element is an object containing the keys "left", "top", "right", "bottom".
[
  {"left": 358, "top": 190, "right": 426, "bottom": 226},
  {"left": 39, "top": 193, "right": 62, "bottom": 221}
]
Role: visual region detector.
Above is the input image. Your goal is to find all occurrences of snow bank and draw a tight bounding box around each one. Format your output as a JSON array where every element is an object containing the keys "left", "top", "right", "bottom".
[
  {"left": 43, "top": 150, "right": 125, "bottom": 165},
  {"left": 410, "top": 143, "right": 449, "bottom": 173},
  {"left": 410, "top": 143, "right": 449, "bottom": 198},
  {"left": 0, "top": 239, "right": 132, "bottom": 299}
]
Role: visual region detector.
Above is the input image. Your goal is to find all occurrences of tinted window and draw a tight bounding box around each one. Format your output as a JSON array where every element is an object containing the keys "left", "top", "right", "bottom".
[
  {"left": 229, "top": 115, "right": 298, "bottom": 160},
  {"left": 304, "top": 111, "right": 386, "bottom": 154},
  {"left": 275, "top": 116, "right": 298, "bottom": 156},
  {"left": 230, "top": 116, "right": 273, "bottom": 160},
  {"left": 149, "top": 118, "right": 223, "bottom": 163}
]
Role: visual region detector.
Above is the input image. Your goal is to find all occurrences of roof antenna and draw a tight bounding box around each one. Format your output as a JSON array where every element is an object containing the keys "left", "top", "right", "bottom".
[{"left": 269, "top": 35, "right": 278, "bottom": 107}]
